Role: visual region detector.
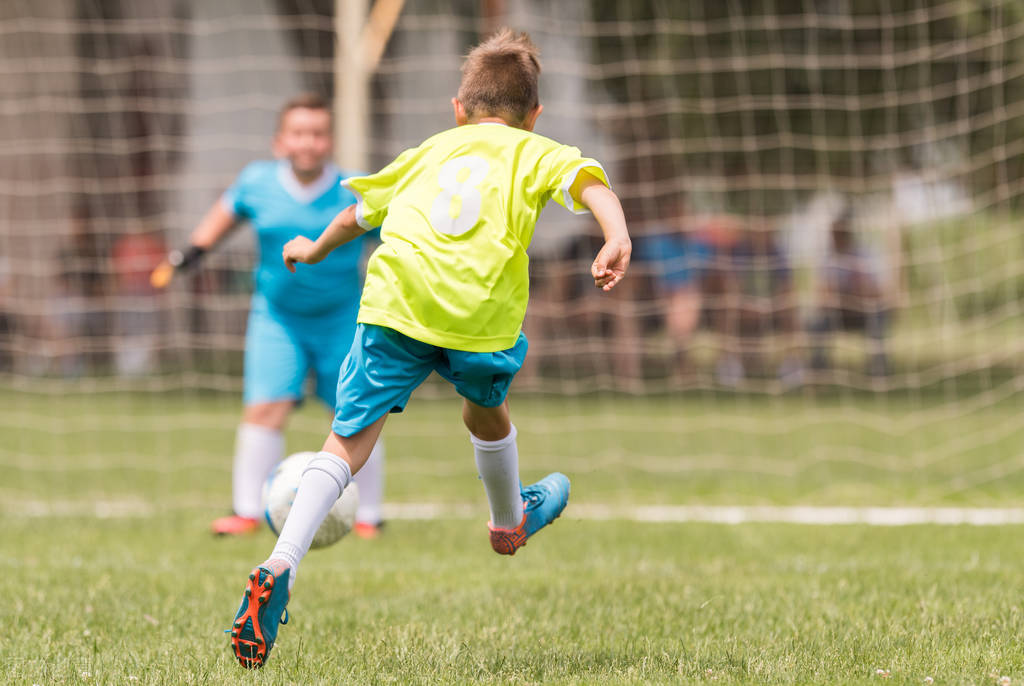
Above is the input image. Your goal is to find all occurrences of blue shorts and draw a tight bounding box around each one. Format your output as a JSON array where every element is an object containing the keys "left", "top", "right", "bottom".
[
  {"left": 332, "top": 323, "right": 528, "bottom": 437},
  {"left": 243, "top": 293, "right": 358, "bottom": 408}
]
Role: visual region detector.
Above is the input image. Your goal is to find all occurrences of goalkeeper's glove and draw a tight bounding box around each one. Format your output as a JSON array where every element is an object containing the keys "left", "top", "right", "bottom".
[{"left": 150, "top": 245, "right": 206, "bottom": 289}]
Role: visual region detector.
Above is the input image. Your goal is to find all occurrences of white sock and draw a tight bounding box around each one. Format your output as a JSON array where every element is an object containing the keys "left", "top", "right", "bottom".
[
  {"left": 353, "top": 438, "right": 385, "bottom": 525},
  {"left": 270, "top": 451, "right": 352, "bottom": 590},
  {"left": 232, "top": 423, "right": 284, "bottom": 519},
  {"left": 472, "top": 425, "right": 524, "bottom": 529}
]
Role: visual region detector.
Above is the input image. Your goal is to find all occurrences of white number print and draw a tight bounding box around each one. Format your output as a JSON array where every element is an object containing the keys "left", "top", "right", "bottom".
[{"left": 429, "top": 155, "right": 490, "bottom": 236}]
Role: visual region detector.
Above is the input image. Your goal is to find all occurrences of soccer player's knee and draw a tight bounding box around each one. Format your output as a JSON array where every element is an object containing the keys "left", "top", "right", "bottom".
[
  {"left": 462, "top": 402, "right": 511, "bottom": 441},
  {"left": 243, "top": 400, "right": 293, "bottom": 430}
]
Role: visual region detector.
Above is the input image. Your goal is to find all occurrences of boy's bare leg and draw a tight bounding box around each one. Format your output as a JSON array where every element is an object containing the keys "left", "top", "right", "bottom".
[
  {"left": 268, "top": 415, "right": 388, "bottom": 587},
  {"left": 321, "top": 415, "right": 389, "bottom": 474},
  {"left": 463, "top": 398, "right": 512, "bottom": 440}
]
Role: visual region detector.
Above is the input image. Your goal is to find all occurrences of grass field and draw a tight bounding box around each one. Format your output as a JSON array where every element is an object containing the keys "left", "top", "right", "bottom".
[{"left": 4, "top": 388, "right": 1024, "bottom": 684}]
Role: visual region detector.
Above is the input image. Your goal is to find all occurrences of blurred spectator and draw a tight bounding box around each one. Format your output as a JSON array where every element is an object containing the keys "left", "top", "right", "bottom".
[
  {"left": 523, "top": 227, "right": 640, "bottom": 385},
  {"left": 702, "top": 219, "right": 802, "bottom": 387},
  {"left": 43, "top": 212, "right": 109, "bottom": 376},
  {"left": 111, "top": 232, "right": 166, "bottom": 376},
  {"left": 518, "top": 253, "right": 556, "bottom": 383},
  {"left": 635, "top": 199, "right": 712, "bottom": 378},
  {"left": 0, "top": 255, "right": 13, "bottom": 373},
  {"left": 809, "top": 212, "right": 890, "bottom": 377}
]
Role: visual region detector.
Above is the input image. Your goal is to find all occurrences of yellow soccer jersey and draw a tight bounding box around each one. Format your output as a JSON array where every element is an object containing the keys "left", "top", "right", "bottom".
[{"left": 342, "top": 123, "right": 608, "bottom": 352}]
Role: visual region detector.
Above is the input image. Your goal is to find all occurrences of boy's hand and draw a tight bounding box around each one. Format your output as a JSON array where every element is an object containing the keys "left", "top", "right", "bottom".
[
  {"left": 282, "top": 236, "right": 320, "bottom": 272},
  {"left": 592, "top": 238, "right": 631, "bottom": 291}
]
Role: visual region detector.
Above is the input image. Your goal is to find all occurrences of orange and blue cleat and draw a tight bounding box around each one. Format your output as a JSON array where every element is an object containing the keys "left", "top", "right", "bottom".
[
  {"left": 228, "top": 559, "right": 291, "bottom": 669},
  {"left": 211, "top": 515, "right": 260, "bottom": 536},
  {"left": 489, "top": 472, "right": 570, "bottom": 555}
]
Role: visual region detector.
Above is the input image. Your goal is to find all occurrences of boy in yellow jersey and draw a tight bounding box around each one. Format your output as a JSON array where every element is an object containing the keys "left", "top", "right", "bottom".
[{"left": 228, "top": 29, "right": 631, "bottom": 669}]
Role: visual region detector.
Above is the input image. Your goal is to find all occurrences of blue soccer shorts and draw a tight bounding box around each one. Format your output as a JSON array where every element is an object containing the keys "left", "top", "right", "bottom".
[
  {"left": 243, "top": 293, "right": 358, "bottom": 408},
  {"left": 332, "top": 323, "right": 528, "bottom": 437}
]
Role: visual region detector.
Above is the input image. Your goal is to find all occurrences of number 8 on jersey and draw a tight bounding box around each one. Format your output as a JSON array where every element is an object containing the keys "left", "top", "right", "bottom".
[{"left": 429, "top": 155, "right": 490, "bottom": 236}]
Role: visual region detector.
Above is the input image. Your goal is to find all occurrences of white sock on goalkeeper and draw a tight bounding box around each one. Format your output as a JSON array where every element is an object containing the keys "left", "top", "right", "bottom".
[
  {"left": 232, "top": 423, "right": 284, "bottom": 519},
  {"left": 353, "top": 438, "right": 385, "bottom": 525}
]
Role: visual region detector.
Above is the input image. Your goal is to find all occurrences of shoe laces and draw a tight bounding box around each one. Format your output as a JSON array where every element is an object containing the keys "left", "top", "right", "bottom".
[{"left": 520, "top": 484, "right": 545, "bottom": 512}]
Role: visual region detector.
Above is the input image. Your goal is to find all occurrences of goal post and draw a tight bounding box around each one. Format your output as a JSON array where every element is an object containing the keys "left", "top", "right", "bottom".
[{"left": 335, "top": 0, "right": 406, "bottom": 172}]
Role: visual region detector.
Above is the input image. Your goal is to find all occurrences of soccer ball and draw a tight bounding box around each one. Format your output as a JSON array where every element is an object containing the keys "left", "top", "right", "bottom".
[{"left": 261, "top": 452, "right": 360, "bottom": 549}]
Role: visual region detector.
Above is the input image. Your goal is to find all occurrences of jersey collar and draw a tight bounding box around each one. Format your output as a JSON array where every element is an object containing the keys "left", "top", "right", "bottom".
[{"left": 277, "top": 161, "right": 340, "bottom": 204}]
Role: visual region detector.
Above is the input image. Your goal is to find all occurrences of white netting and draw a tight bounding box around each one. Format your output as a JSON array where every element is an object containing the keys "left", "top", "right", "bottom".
[{"left": 2, "top": 0, "right": 1023, "bottom": 507}]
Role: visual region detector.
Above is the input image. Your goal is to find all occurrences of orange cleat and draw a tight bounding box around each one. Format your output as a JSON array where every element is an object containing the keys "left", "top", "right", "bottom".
[
  {"left": 488, "top": 473, "right": 570, "bottom": 555},
  {"left": 211, "top": 515, "right": 260, "bottom": 536},
  {"left": 488, "top": 518, "right": 528, "bottom": 554},
  {"left": 353, "top": 521, "right": 380, "bottom": 539},
  {"left": 228, "top": 559, "right": 291, "bottom": 669}
]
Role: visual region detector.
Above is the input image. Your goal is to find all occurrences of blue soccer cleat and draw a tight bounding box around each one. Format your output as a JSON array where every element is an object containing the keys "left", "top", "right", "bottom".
[
  {"left": 489, "top": 472, "right": 570, "bottom": 555},
  {"left": 228, "top": 559, "right": 291, "bottom": 669}
]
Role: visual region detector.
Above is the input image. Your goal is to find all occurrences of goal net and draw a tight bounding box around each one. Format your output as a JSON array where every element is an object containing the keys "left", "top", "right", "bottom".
[{"left": 2, "top": 0, "right": 1023, "bottom": 514}]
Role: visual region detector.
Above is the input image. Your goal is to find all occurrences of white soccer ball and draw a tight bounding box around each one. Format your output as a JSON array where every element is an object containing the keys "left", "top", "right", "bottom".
[{"left": 261, "top": 452, "right": 359, "bottom": 549}]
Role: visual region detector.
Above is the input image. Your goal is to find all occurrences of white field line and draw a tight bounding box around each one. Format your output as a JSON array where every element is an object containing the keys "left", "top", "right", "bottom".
[
  {"left": 9, "top": 499, "right": 1024, "bottom": 526},
  {"left": 387, "top": 503, "right": 1024, "bottom": 526},
  {"left": 565, "top": 504, "right": 1024, "bottom": 526}
]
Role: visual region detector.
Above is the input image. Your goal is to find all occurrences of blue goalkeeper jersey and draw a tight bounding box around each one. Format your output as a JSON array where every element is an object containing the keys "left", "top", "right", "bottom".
[{"left": 222, "top": 160, "right": 371, "bottom": 317}]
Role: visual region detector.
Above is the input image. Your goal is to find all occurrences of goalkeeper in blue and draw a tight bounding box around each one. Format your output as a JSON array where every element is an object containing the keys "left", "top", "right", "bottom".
[
  {"left": 228, "top": 30, "right": 632, "bottom": 669},
  {"left": 151, "top": 94, "right": 386, "bottom": 539}
]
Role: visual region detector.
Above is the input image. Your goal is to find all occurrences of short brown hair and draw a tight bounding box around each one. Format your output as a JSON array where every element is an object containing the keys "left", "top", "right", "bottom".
[
  {"left": 278, "top": 92, "right": 331, "bottom": 129},
  {"left": 457, "top": 29, "right": 540, "bottom": 126}
]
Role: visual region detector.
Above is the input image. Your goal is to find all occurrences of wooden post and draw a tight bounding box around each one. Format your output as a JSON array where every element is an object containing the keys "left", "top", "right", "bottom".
[
  {"left": 480, "top": 0, "right": 506, "bottom": 35},
  {"left": 335, "top": 0, "right": 368, "bottom": 171},
  {"left": 363, "top": 0, "right": 406, "bottom": 71},
  {"left": 334, "top": 0, "right": 404, "bottom": 172}
]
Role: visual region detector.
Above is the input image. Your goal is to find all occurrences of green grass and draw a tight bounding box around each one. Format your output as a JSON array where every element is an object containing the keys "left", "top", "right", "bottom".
[
  {"left": 5, "top": 516, "right": 1024, "bottom": 684},
  {"left": 4, "top": 388, "right": 1024, "bottom": 508},
  {"left": 4, "top": 389, "right": 1024, "bottom": 683}
]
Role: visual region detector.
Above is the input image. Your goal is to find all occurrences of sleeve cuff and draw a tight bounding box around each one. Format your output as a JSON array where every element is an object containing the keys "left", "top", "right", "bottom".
[
  {"left": 340, "top": 179, "right": 375, "bottom": 231},
  {"left": 559, "top": 162, "right": 610, "bottom": 215}
]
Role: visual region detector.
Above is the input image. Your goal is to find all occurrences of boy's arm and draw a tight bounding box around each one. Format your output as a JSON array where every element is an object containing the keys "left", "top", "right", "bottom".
[
  {"left": 573, "top": 172, "right": 631, "bottom": 292},
  {"left": 150, "top": 201, "right": 237, "bottom": 289},
  {"left": 189, "top": 201, "right": 239, "bottom": 249},
  {"left": 282, "top": 204, "right": 364, "bottom": 273}
]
